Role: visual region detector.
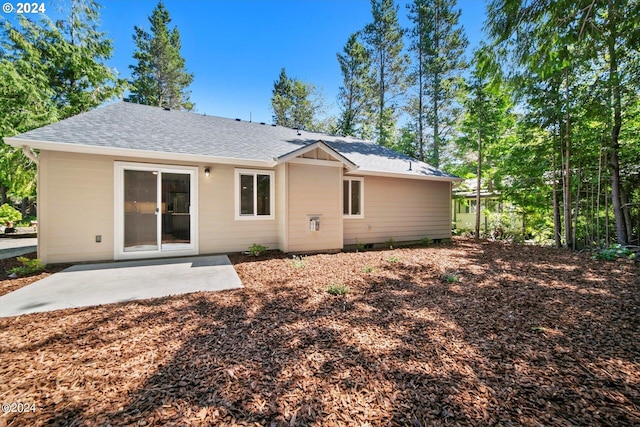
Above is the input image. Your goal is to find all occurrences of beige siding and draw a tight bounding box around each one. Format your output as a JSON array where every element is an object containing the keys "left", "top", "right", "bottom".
[
  {"left": 275, "top": 163, "right": 288, "bottom": 252},
  {"left": 198, "top": 164, "right": 279, "bottom": 254},
  {"left": 38, "top": 151, "right": 115, "bottom": 264},
  {"left": 287, "top": 164, "right": 343, "bottom": 252},
  {"left": 344, "top": 176, "right": 452, "bottom": 245}
]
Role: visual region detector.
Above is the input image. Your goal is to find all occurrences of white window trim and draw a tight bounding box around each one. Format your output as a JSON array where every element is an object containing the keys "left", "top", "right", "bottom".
[
  {"left": 234, "top": 168, "right": 275, "bottom": 220},
  {"left": 343, "top": 177, "right": 364, "bottom": 219}
]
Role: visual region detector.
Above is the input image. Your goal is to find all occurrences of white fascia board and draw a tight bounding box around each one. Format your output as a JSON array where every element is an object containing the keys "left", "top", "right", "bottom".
[
  {"left": 4, "top": 137, "right": 274, "bottom": 168},
  {"left": 346, "top": 168, "right": 463, "bottom": 182}
]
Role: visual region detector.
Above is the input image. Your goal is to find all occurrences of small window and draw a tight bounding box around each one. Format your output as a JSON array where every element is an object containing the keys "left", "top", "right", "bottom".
[
  {"left": 343, "top": 177, "right": 364, "bottom": 218},
  {"left": 235, "top": 169, "right": 275, "bottom": 220}
]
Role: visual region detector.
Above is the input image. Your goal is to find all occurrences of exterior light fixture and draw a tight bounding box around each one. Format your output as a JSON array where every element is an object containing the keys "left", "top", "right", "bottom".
[{"left": 204, "top": 167, "right": 211, "bottom": 177}]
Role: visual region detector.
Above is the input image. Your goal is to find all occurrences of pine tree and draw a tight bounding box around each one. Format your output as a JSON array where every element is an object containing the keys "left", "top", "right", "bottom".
[
  {"left": 362, "top": 0, "right": 409, "bottom": 147},
  {"left": 410, "top": 0, "right": 468, "bottom": 168},
  {"left": 271, "top": 68, "right": 322, "bottom": 130},
  {"left": 336, "top": 33, "right": 373, "bottom": 139},
  {"left": 128, "top": 1, "right": 194, "bottom": 110},
  {"left": 49, "top": 0, "right": 125, "bottom": 118}
]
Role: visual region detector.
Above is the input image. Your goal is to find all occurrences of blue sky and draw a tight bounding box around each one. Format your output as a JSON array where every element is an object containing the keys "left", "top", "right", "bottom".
[{"left": 5, "top": 0, "right": 487, "bottom": 123}]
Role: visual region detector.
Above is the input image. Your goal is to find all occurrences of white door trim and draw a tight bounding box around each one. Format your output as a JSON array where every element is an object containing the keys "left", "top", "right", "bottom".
[{"left": 114, "top": 161, "right": 199, "bottom": 260}]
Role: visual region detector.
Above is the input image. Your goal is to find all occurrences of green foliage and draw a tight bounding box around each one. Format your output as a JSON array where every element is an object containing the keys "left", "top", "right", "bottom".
[
  {"left": 407, "top": 0, "right": 468, "bottom": 166},
  {"left": 387, "top": 255, "right": 400, "bottom": 263},
  {"left": 7, "top": 256, "right": 45, "bottom": 276},
  {"left": 592, "top": 245, "right": 635, "bottom": 261},
  {"left": 128, "top": 1, "right": 194, "bottom": 110},
  {"left": 0, "top": 204, "right": 22, "bottom": 225},
  {"left": 362, "top": 266, "right": 375, "bottom": 273},
  {"left": 271, "top": 68, "right": 324, "bottom": 130},
  {"left": 248, "top": 243, "right": 268, "bottom": 257},
  {"left": 327, "top": 283, "right": 350, "bottom": 296},
  {"left": 337, "top": 33, "right": 374, "bottom": 139},
  {"left": 420, "top": 236, "right": 433, "bottom": 246},
  {"left": 362, "top": 0, "right": 409, "bottom": 146},
  {"left": 442, "top": 272, "right": 459, "bottom": 283}
]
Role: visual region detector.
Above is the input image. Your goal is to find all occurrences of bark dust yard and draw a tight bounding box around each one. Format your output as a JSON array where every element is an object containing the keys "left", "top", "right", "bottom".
[{"left": 1, "top": 238, "right": 638, "bottom": 426}]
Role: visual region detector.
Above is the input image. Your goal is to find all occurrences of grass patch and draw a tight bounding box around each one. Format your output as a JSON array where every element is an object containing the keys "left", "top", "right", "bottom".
[
  {"left": 327, "top": 283, "right": 349, "bottom": 296},
  {"left": 387, "top": 255, "right": 400, "bottom": 263}
]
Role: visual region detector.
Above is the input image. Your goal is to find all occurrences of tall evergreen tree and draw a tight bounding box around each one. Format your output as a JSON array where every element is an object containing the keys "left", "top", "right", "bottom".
[
  {"left": 410, "top": 0, "right": 468, "bottom": 168},
  {"left": 271, "top": 68, "right": 323, "bottom": 131},
  {"left": 128, "top": 1, "right": 194, "bottom": 110},
  {"left": 49, "top": 0, "right": 125, "bottom": 118},
  {"left": 362, "top": 0, "right": 409, "bottom": 146},
  {"left": 336, "top": 33, "right": 373, "bottom": 139}
]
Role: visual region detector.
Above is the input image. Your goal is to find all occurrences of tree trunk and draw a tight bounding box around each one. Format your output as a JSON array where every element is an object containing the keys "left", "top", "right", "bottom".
[
  {"left": 563, "top": 66, "right": 572, "bottom": 249},
  {"left": 552, "top": 135, "right": 562, "bottom": 248},
  {"left": 572, "top": 163, "right": 582, "bottom": 250},
  {"left": 621, "top": 186, "right": 633, "bottom": 244},
  {"left": 608, "top": 0, "right": 628, "bottom": 245},
  {"left": 0, "top": 184, "right": 6, "bottom": 205},
  {"left": 475, "top": 125, "right": 482, "bottom": 241}
]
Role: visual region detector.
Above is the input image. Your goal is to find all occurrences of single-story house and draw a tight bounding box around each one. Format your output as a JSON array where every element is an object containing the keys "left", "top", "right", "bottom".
[
  {"left": 452, "top": 178, "right": 501, "bottom": 233},
  {"left": 4, "top": 102, "right": 460, "bottom": 264}
]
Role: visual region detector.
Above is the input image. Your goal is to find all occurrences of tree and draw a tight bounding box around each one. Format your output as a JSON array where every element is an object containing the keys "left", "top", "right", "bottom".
[
  {"left": 270, "top": 68, "right": 324, "bottom": 131},
  {"left": 128, "top": 1, "right": 194, "bottom": 111},
  {"left": 48, "top": 0, "right": 125, "bottom": 118},
  {"left": 362, "top": 0, "right": 409, "bottom": 146},
  {"left": 1, "top": 0, "right": 122, "bottom": 208},
  {"left": 336, "top": 33, "right": 374, "bottom": 139},
  {"left": 409, "top": 0, "right": 467, "bottom": 168}
]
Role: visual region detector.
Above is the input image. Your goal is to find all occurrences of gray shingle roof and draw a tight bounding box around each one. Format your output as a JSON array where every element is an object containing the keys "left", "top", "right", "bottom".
[{"left": 8, "top": 101, "right": 458, "bottom": 180}]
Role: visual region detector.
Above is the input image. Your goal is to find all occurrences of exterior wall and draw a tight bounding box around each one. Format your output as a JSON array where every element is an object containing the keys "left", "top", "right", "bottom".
[
  {"left": 38, "top": 150, "right": 115, "bottom": 263},
  {"left": 39, "top": 151, "right": 281, "bottom": 263},
  {"left": 275, "top": 163, "right": 289, "bottom": 252},
  {"left": 343, "top": 175, "right": 452, "bottom": 245},
  {"left": 198, "top": 164, "right": 279, "bottom": 254},
  {"left": 286, "top": 163, "right": 343, "bottom": 252}
]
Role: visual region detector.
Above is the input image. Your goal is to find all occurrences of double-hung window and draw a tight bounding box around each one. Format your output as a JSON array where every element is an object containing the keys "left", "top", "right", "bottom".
[
  {"left": 235, "top": 169, "right": 275, "bottom": 220},
  {"left": 343, "top": 177, "right": 364, "bottom": 218}
]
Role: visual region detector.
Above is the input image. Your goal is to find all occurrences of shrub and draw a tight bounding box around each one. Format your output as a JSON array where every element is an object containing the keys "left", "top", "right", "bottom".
[
  {"left": 362, "top": 266, "right": 375, "bottom": 273},
  {"left": 420, "top": 237, "right": 433, "bottom": 246},
  {"left": 592, "top": 244, "right": 635, "bottom": 261},
  {"left": 327, "top": 283, "right": 349, "bottom": 296},
  {"left": 387, "top": 255, "right": 400, "bottom": 263},
  {"left": 442, "top": 272, "right": 459, "bottom": 283},
  {"left": 248, "top": 243, "right": 268, "bottom": 256},
  {"left": 8, "top": 257, "right": 45, "bottom": 277},
  {"left": 0, "top": 204, "right": 21, "bottom": 226}
]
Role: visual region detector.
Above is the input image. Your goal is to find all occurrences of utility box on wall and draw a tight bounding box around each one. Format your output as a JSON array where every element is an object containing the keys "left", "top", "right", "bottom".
[{"left": 309, "top": 215, "right": 321, "bottom": 232}]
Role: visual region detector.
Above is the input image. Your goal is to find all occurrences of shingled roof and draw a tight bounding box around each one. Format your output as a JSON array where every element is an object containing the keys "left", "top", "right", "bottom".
[{"left": 5, "top": 101, "right": 459, "bottom": 181}]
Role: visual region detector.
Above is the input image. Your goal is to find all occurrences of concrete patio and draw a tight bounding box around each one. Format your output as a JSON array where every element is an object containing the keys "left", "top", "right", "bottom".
[{"left": 0, "top": 255, "right": 242, "bottom": 317}]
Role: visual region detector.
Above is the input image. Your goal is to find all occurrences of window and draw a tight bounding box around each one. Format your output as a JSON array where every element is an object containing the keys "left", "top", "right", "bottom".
[
  {"left": 343, "top": 177, "right": 364, "bottom": 218},
  {"left": 235, "top": 169, "right": 275, "bottom": 219}
]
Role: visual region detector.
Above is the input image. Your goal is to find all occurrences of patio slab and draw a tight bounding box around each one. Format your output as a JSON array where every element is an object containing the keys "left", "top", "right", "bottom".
[{"left": 0, "top": 255, "right": 242, "bottom": 317}]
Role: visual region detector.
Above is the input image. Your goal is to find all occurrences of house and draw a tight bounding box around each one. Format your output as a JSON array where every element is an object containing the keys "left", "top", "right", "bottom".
[
  {"left": 4, "top": 102, "right": 460, "bottom": 264},
  {"left": 452, "top": 178, "right": 500, "bottom": 234}
]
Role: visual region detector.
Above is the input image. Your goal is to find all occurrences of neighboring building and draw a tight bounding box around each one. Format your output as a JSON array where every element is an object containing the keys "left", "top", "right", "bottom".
[
  {"left": 4, "top": 102, "right": 460, "bottom": 264},
  {"left": 452, "top": 178, "right": 500, "bottom": 234}
]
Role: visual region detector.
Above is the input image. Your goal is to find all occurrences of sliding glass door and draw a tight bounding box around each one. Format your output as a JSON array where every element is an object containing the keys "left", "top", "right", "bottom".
[{"left": 116, "top": 163, "right": 198, "bottom": 259}]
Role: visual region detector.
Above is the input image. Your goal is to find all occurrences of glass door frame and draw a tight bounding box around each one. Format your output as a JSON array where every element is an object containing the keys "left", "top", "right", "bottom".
[{"left": 114, "top": 162, "right": 199, "bottom": 260}]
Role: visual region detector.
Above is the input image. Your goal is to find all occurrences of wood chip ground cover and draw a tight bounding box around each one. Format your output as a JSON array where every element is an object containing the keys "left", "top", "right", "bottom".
[{"left": 0, "top": 238, "right": 638, "bottom": 426}]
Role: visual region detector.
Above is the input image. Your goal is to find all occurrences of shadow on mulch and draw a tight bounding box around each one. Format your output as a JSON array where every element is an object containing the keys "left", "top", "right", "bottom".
[{"left": 1, "top": 239, "right": 639, "bottom": 426}]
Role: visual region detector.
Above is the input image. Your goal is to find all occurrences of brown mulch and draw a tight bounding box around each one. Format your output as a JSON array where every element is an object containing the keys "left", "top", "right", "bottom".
[{"left": 0, "top": 238, "right": 638, "bottom": 426}]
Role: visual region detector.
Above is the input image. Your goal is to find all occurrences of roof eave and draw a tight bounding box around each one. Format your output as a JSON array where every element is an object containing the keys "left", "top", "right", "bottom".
[
  {"left": 346, "top": 168, "right": 463, "bottom": 182},
  {"left": 4, "top": 137, "right": 275, "bottom": 168}
]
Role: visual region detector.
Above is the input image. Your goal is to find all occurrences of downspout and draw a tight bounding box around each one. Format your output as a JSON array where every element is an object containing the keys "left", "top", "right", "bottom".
[{"left": 22, "top": 145, "right": 39, "bottom": 165}]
